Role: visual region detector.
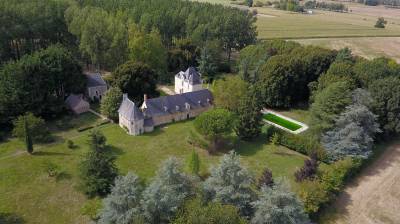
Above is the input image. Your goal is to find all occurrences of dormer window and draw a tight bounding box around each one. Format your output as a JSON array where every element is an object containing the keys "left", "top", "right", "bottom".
[
  {"left": 164, "top": 106, "right": 168, "bottom": 112},
  {"left": 176, "top": 105, "right": 180, "bottom": 111},
  {"left": 198, "top": 100, "right": 201, "bottom": 105},
  {"left": 185, "top": 102, "right": 190, "bottom": 110},
  {"left": 207, "top": 98, "right": 210, "bottom": 104}
]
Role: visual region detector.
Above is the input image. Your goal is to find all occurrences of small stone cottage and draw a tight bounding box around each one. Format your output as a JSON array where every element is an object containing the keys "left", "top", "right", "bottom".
[
  {"left": 65, "top": 94, "right": 90, "bottom": 114},
  {"left": 118, "top": 89, "right": 213, "bottom": 136},
  {"left": 86, "top": 73, "right": 107, "bottom": 101},
  {"left": 174, "top": 67, "right": 203, "bottom": 94}
]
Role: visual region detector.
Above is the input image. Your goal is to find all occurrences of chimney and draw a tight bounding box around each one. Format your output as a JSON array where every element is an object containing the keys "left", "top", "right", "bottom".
[
  {"left": 123, "top": 93, "right": 128, "bottom": 101},
  {"left": 144, "top": 94, "right": 148, "bottom": 102}
]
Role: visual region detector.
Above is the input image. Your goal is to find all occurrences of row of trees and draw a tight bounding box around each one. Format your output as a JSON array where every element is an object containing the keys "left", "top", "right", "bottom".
[
  {"left": 304, "top": 1, "right": 348, "bottom": 12},
  {"left": 65, "top": 0, "right": 257, "bottom": 72},
  {"left": 0, "top": 0, "right": 75, "bottom": 63}
]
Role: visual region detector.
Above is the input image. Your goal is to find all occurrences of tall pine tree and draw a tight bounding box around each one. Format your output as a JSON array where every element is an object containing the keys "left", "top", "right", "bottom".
[{"left": 235, "top": 87, "right": 263, "bottom": 140}]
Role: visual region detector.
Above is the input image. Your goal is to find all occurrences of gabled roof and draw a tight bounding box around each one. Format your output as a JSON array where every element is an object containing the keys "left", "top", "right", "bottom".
[
  {"left": 175, "top": 67, "right": 202, "bottom": 85},
  {"left": 86, "top": 73, "right": 107, "bottom": 87},
  {"left": 65, "top": 94, "right": 89, "bottom": 109},
  {"left": 118, "top": 95, "right": 144, "bottom": 121},
  {"left": 142, "top": 89, "right": 213, "bottom": 118}
]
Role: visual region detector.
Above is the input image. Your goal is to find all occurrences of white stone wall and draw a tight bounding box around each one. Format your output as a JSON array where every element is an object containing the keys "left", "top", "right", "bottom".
[
  {"left": 174, "top": 77, "right": 203, "bottom": 94},
  {"left": 119, "top": 114, "right": 144, "bottom": 136}
]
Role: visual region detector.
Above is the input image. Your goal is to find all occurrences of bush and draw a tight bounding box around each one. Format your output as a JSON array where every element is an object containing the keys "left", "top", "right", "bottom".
[
  {"left": 297, "top": 180, "right": 330, "bottom": 215},
  {"left": 81, "top": 198, "right": 102, "bottom": 221},
  {"left": 66, "top": 140, "right": 75, "bottom": 149},
  {"left": 42, "top": 161, "right": 60, "bottom": 177},
  {"left": 255, "top": 1, "right": 264, "bottom": 7},
  {"left": 278, "top": 131, "right": 326, "bottom": 159}
]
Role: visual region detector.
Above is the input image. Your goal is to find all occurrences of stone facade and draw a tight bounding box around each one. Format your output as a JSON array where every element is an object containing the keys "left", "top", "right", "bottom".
[
  {"left": 86, "top": 73, "right": 108, "bottom": 101},
  {"left": 118, "top": 89, "right": 213, "bottom": 136}
]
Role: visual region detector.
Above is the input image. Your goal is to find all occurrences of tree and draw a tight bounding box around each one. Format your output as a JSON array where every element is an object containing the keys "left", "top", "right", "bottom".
[
  {"left": 294, "top": 153, "right": 319, "bottom": 182},
  {"left": 110, "top": 61, "right": 158, "bottom": 103},
  {"left": 309, "top": 81, "right": 353, "bottom": 135},
  {"left": 235, "top": 87, "right": 263, "bottom": 141},
  {"left": 213, "top": 76, "right": 248, "bottom": 112},
  {"left": 24, "top": 117, "right": 33, "bottom": 154},
  {"left": 100, "top": 87, "right": 123, "bottom": 121},
  {"left": 353, "top": 57, "right": 397, "bottom": 87},
  {"left": 0, "top": 45, "right": 85, "bottom": 125},
  {"left": 79, "top": 130, "right": 118, "bottom": 197},
  {"left": 375, "top": 17, "right": 387, "bottom": 28},
  {"left": 368, "top": 77, "right": 400, "bottom": 136},
  {"left": 203, "top": 151, "right": 255, "bottom": 217},
  {"left": 197, "top": 45, "right": 218, "bottom": 82},
  {"left": 13, "top": 113, "right": 51, "bottom": 143},
  {"left": 251, "top": 179, "right": 309, "bottom": 224},
  {"left": 173, "top": 198, "right": 247, "bottom": 224},
  {"left": 335, "top": 47, "right": 353, "bottom": 63},
  {"left": 194, "top": 109, "right": 236, "bottom": 152},
  {"left": 98, "top": 173, "right": 144, "bottom": 224},
  {"left": 129, "top": 29, "right": 168, "bottom": 81},
  {"left": 322, "top": 104, "right": 380, "bottom": 161},
  {"left": 258, "top": 168, "right": 273, "bottom": 188},
  {"left": 247, "top": 0, "right": 254, "bottom": 7},
  {"left": 187, "top": 150, "right": 200, "bottom": 176},
  {"left": 141, "top": 157, "right": 193, "bottom": 223}
]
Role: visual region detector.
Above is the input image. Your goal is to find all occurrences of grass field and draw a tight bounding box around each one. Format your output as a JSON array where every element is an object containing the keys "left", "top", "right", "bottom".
[
  {"left": 0, "top": 113, "right": 307, "bottom": 224},
  {"left": 263, "top": 113, "right": 303, "bottom": 131}
]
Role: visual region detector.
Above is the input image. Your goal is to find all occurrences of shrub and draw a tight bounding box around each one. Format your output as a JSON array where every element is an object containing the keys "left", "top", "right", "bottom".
[
  {"left": 297, "top": 180, "right": 330, "bottom": 214},
  {"left": 320, "top": 158, "right": 361, "bottom": 194},
  {"left": 66, "top": 140, "right": 75, "bottom": 149},
  {"left": 258, "top": 168, "right": 274, "bottom": 188},
  {"left": 270, "top": 132, "right": 280, "bottom": 145},
  {"left": 42, "top": 161, "right": 60, "bottom": 177},
  {"left": 255, "top": 1, "right": 264, "bottom": 7},
  {"left": 294, "top": 153, "right": 319, "bottom": 182},
  {"left": 81, "top": 198, "right": 102, "bottom": 221},
  {"left": 278, "top": 132, "right": 326, "bottom": 159}
]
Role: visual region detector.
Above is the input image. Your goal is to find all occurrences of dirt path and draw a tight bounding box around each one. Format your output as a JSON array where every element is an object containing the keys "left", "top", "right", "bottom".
[
  {"left": 331, "top": 142, "right": 400, "bottom": 224},
  {"left": 158, "top": 85, "right": 175, "bottom": 95}
]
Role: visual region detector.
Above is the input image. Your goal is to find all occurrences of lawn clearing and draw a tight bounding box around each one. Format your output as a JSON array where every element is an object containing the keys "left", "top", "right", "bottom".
[{"left": 0, "top": 118, "right": 308, "bottom": 224}]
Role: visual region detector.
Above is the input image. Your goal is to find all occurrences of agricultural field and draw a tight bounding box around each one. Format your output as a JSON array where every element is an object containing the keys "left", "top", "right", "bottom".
[
  {"left": 0, "top": 113, "right": 308, "bottom": 224},
  {"left": 194, "top": 0, "right": 400, "bottom": 61}
]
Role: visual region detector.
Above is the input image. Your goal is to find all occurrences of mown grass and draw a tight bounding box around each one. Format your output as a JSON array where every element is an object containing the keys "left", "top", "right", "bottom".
[
  {"left": 0, "top": 115, "right": 307, "bottom": 224},
  {"left": 263, "top": 113, "right": 302, "bottom": 131}
]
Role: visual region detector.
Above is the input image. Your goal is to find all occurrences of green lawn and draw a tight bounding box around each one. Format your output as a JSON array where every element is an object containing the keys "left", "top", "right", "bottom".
[
  {"left": 0, "top": 115, "right": 307, "bottom": 224},
  {"left": 263, "top": 113, "right": 302, "bottom": 131}
]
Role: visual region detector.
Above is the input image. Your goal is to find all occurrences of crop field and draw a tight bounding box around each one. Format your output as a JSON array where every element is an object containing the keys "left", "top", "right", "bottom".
[{"left": 263, "top": 113, "right": 302, "bottom": 131}]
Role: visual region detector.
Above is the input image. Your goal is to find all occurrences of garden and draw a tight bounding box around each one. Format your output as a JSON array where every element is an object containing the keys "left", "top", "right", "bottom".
[{"left": 262, "top": 111, "right": 304, "bottom": 132}]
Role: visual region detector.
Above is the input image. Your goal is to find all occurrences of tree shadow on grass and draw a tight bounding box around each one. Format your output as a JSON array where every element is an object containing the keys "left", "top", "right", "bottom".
[
  {"left": 0, "top": 212, "right": 25, "bottom": 224},
  {"left": 33, "top": 151, "right": 71, "bottom": 156},
  {"left": 105, "top": 145, "right": 125, "bottom": 156},
  {"left": 235, "top": 132, "right": 269, "bottom": 157}
]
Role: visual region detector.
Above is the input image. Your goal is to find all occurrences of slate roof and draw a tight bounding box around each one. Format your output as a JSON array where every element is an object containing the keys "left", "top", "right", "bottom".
[
  {"left": 118, "top": 96, "right": 144, "bottom": 121},
  {"left": 142, "top": 89, "right": 213, "bottom": 118},
  {"left": 65, "top": 94, "right": 88, "bottom": 109},
  {"left": 175, "top": 67, "right": 202, "bottom": 85},
  {"left": 144, "top": 118, "right": 154, "bottom": 127},
  {"left": 86, "top": 73, "right": 107, "bottom": 87}
]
